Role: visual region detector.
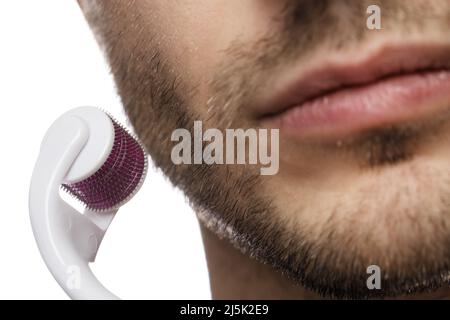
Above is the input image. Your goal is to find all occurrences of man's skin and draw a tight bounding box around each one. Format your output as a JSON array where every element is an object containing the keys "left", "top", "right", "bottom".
[{"left": 77, "top": 0, "right": 450, "bottom": 299}]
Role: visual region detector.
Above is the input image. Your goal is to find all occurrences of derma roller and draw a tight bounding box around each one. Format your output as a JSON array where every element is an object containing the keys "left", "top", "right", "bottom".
[{"left": 29, "top": 106, "right": 147, "bottom": 299}]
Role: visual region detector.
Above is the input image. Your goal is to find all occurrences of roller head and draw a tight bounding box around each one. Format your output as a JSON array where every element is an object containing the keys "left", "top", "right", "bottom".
[{"left": 62, "top": 115, "right": 147, "bottom": 211}]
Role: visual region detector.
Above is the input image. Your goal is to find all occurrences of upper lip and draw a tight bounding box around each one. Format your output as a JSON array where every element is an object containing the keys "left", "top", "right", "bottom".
[{"left": 258, "top": 43, "right": 450, "bottom": 119}]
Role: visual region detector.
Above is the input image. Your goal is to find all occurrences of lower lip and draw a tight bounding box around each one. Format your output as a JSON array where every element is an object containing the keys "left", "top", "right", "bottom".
[{"left": 268, "top": 70, "right": 450, "bottom": 138}]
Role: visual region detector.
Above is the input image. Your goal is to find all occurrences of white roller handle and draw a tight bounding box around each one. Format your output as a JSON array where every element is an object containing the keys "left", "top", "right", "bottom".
[{"left": 29, "top": 112, "right": 118, "bottom": 299}]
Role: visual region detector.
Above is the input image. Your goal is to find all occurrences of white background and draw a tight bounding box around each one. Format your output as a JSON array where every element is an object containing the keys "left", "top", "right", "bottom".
[{"left": 0, "top": 1, "right": 210, "bottom": 299}]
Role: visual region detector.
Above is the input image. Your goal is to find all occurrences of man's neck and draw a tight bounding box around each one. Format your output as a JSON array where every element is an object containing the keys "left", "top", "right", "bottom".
[{"left": 199, "top": 223, "right": 319, "bottom": 299}]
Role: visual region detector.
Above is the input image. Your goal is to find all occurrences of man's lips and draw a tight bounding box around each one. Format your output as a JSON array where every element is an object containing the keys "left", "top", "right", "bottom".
[
  {"left": 270, "top": 69, "right": 450, "bottom": 137},
  {"left": 259, "top": 44, "right": 450, "bottom": 138}
]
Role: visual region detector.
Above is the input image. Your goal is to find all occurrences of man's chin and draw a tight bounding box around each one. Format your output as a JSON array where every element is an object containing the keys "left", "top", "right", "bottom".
[{"left": 259, "top": 156, "right": 450, "bottom": 299}]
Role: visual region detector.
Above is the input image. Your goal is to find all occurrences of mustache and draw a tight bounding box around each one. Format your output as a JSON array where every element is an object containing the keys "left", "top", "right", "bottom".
[{"left": 283, "top": 0, "right": 449, "bottom": 53}]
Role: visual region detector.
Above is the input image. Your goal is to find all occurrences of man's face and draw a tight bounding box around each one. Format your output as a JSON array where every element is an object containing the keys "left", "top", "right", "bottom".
[{"left": 80, "top": 0, "right": 450, "bottom": 298}]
